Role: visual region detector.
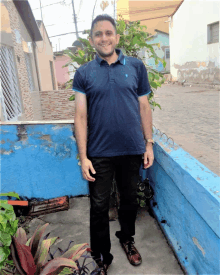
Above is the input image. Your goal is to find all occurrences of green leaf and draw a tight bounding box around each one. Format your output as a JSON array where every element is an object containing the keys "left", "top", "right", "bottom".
[
  {"left": 131, "top": 36, "right": 139, "bottom": 46},
  {"left": 151, "top": 82, "right": 158, "bottom": 89},
  {"left": 0, "top": 246, "right": 10, "bottom": 264},
  {"left": 40, "top": 258, "right": 78, "bottom": 275},
  {"left": 154, "top": 74, "right": 160, "bottom": 80},
  {"left": 58, "top": 267, "right": 75, "bottom": 274},
  {"left": 29, "top": 223, "right": 49, "bottom": 258},
  {"left": 77, "top": 50, "right": 85, "bottom": 58},
  {"left": 0, "top": 192, "right": 20, "bottom": 200},
  {"left": 15, "top": 227, "right": 27, "bottom": 245},
  {"left": 61, "top": 243, "right": 88, "bottom": 259},
  {"left": 0, "top": 232, "right": 12, "bottom": 246},
  {"left": 69, "top": 94, "right": 75, "bottom": 101},
  {"left": 35, "top": 238, "right": 58, "bottom": 273},
  {"left": 163, "top": 60, "right": 166, "bottom": 68},
  {"left": 0, "top": 201, "right": 14, "bottom": 211}
]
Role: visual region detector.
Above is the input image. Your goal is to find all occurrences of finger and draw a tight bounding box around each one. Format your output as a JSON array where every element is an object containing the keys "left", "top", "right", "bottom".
[
  {"left": 89, "top": 163, "right": 96, "bottom": 175},
  {"left": 144, "top": 153, "right": 149, "bottom": 169},
  {"left": 85, "top": 170, "right": 95, "bottom": 182}
]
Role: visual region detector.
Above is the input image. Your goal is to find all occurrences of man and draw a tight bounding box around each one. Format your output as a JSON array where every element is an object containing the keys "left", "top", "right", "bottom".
[{"left": 73, "top": 14, "right": 154, "bottom": 275}]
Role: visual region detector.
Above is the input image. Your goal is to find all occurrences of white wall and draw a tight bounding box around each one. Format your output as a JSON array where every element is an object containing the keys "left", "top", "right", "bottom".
[{"left": 169, "top": 0, "right": 220, "bottom": 83}]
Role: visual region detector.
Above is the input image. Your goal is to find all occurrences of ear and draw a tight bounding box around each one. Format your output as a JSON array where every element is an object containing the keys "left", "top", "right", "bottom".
[{"left": 89, "top": 36, "right": 94, "bottom": 47}]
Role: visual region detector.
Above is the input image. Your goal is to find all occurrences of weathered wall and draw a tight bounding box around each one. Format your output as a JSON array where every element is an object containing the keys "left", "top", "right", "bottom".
[
  {"left": 0, "top": 123, "right": 88, "bottom": 199},
  {"left": 1, "top": 121, "right": 220, "bottom": 273},
  {"left": 169, "top": 0, "right": 220, "bottom": 84},
  {"left": 142, "top": 133, "right": 220, "bottom": 274},
  {"left": 54, "top": 55, "right": 72, "bottom": 86},
  {"left": 39, "top": 90, "right": 75, "bottom": 120},
  {"left": 36, "top": 23, "right": 58, "bottom": 91},
  {"left": 2, "top": 1, "right": 38, "bottom": 120},
  {"left": 142, "top": 31, "right": 170, "bottom": 72}
]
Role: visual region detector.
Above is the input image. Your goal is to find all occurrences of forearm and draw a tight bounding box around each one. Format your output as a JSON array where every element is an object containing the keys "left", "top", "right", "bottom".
[
  {"left": 74, "top": 116, "right": 88, "bottom": 161},
  {"left": 140, "top": 104, "right": 153, "bottom": 141}
]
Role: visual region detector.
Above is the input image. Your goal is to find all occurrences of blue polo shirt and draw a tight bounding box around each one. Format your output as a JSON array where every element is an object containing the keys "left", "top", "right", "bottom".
[{"left": 72, "top": 49, "right": 151, "bottom": 157}]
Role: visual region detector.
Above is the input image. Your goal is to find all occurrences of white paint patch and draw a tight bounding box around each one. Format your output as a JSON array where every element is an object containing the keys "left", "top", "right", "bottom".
[
  {"left": 14, "top": 146, "right": 21, "bottom": 150},
  {"left": 192, "top": 237, "right": 205, "bottom": 256}
]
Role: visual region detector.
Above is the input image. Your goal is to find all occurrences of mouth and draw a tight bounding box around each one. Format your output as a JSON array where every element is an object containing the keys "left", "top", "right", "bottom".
[{"left": 100, "top": 43, "right": 111, "bottom": 48}]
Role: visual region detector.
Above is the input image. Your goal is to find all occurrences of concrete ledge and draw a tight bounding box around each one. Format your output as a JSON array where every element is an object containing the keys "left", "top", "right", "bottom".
[
  {"left": 147, "top": 133, "right": 220, "bottom": 274},
  {"left": 1, "top": 120, "right": 75, "bottom": 125}
]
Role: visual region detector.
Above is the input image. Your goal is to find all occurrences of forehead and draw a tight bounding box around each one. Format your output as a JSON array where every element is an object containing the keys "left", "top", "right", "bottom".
[{"left": 93, "top": 20, "right": 116, "bottom": 33}]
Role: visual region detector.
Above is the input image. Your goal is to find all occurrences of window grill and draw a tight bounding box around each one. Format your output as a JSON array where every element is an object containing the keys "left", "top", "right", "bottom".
[
  {"left": 24, "top": 52, "right": 35, "bottom": 91},
  {"left": 208, "top": 22, "right": 219, "bottom": 44},
  {"left": 50, "top": 60, "right": 56, "bottom": 90},
  {"left": 165, "top": 48, "right": 170, "bottom": 59},
  {"left": 0, "top": 45, "right": 22, "bottom": 121}
]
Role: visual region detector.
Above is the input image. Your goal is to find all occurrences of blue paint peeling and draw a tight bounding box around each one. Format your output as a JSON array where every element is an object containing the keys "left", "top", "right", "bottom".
[
  {"left": 143, "top": 133, "right": 220, "bottom": 274},
  {"left": 0, "top": 124, "right": 89, "bottom": 200},
  {"left": 1, "top": 123, "right": 220, "bottom": 274}
]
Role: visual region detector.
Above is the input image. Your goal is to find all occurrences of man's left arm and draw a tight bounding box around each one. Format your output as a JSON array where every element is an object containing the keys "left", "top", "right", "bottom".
[{"left": 139, "top": 95, "right": 154, "bottom": 169}]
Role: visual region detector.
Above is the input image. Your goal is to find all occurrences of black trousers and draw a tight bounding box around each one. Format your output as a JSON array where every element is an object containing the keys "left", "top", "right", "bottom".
[{"left": 88, "top": 154, "right": 142, "bottom": 265}]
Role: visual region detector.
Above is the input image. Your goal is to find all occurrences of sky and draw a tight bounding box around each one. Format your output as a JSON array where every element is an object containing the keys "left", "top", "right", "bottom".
[{"left": 28, "top": 0, "right": 117, "bottom": 52}]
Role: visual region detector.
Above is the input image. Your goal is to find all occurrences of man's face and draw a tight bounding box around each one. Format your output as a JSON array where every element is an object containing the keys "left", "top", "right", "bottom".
[{"left": 89, "top": 20, "right": 120, "bottom": 58}]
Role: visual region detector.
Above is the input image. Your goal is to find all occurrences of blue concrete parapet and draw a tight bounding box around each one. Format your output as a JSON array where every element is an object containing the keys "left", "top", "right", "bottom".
[
  {"left": 147, "top": 133, "right": 220, "bottom": 275},
  {"left": 0, "top": 122, "right": 89, "bottom": 199},
  {"left": 1, "top": 122, "right": 220, "bottom": 274}
]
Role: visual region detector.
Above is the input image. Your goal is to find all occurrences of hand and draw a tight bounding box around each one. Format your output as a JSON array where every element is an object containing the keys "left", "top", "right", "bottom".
[
  {"left": 81, "top": 158, "right": 96, "bottom": 182},
  {"left": 143, "top": 143, "right": 154, "bottom": 169}
]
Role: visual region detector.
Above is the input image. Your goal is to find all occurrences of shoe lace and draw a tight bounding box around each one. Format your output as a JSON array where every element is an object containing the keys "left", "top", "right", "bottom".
[{"left": 126, "top": 241, "right": 136, "bottom": 256}]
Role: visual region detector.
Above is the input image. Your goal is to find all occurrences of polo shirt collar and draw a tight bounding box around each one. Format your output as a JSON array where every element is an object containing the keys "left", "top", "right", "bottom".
[{"left": 95, "top": 49, "right": 125, "bottom": 65}]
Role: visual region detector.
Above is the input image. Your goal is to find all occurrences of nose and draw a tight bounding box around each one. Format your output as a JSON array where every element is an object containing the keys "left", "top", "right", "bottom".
[{"left": 101, "top": 33, "right": 108, "bottom": 41}]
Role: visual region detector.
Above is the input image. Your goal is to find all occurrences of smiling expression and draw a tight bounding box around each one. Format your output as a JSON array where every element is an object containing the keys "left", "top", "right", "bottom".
[{"left": 89, "top": 20, "right": 120, "bottom": 58}]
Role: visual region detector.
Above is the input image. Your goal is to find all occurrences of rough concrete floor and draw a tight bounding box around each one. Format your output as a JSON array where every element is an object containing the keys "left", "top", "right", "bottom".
[
  {"left": 27, "top": 197, "right": 184, "bottom": 275},
  {"left": 152, "top": 84, "right": 220, "bottom": 176}
]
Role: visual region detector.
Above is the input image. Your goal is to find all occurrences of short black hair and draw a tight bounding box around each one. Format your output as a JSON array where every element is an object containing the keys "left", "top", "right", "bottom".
[{"left": 90, "top": 14, "right": 117, "bottom": 37}]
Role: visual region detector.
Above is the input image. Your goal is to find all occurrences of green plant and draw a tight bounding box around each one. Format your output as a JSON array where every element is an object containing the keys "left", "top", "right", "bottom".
[
  {"left": 0, "top": 192, "right": 20, "bottom": 271},
  {"left": 3, "top": 223, "right": 92, "bottom": 275},
  {"left": 63, "top": 17, "right": 165, "bottom": 110}
]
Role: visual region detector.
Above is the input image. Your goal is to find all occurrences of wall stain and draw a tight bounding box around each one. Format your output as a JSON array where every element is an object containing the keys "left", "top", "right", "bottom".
[
  {"left": 192, "top": 237, "right": 205, "bottom": 256},
  {"left": 39, "top": 135, "right": 52, "bottom": 142},
  {"left": 0, "top": 149, "right": 13, "bottom": 155},
  {"left": 174, "top": 61, "right": 220, "bottom": 84},
  {"left": 17, "top": 125, "right": 28, "bottom": 142},
  {"left": 0, "top": 140, "right": 5, "bottom": 144}
]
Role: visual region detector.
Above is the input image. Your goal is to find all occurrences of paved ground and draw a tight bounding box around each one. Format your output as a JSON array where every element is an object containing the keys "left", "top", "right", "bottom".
[
  {"left": 28, "top": 197, "right": 184, "bottom": 275},
  {"left": 152, "top": 84, "right": 220, "bottom": 176}
]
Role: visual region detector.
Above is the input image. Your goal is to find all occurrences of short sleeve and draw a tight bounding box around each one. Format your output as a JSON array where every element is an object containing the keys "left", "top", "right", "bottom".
[
  {"left": 137, "top": 61, "right": 151, "bottom": 97},
  {"left": 72, "top": 70, "right": 86, "bottom": 94}
]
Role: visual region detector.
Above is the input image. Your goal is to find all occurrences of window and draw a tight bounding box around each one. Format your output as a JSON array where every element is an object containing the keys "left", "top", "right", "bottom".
[
  {"left": 50, "top": 61, "right": 56, "bottom": 90},
  {"left": 207, "top": 22, "right": 219, "bottom": 44},
  {"left": 0, "top": 45, "right": 22, "bottom": 121},
  {"left": 24, "top": 52, "right": 34, "bottom": 91},
  {"left": 165, "top": 48, "right": 170, "bottom": 59}
]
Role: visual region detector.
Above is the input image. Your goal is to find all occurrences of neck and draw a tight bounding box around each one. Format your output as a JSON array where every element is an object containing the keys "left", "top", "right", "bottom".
[{"left": 99, "top": 50, "right": 118, "bottom": 65}]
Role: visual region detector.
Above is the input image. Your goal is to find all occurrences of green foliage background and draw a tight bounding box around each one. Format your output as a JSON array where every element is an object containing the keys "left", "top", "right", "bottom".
[{"left": 63, "top": 17, "right": 166, "bottom": 110}]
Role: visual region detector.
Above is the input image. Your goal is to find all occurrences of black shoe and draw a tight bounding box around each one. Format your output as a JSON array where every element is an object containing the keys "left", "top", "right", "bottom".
[
  {"left": 120, "top": 240, "right": 142, "bottom": 266},
  {"left": 95, "top": 262, "right": 111, "bottom": 275}
]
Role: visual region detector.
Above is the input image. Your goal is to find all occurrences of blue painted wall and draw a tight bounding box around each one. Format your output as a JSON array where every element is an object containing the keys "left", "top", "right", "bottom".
[
  {"left": 145, "top": 133, "right": 220, "bottom": 274},
  {"left": 1, "top": 123, "right": 220, "bottom": 274},
  {"left": 144, "top": 31, "right": 169, "bottom": 72},
  {"left": 0, "top": 124, "right": 89, "bottom": 199}
]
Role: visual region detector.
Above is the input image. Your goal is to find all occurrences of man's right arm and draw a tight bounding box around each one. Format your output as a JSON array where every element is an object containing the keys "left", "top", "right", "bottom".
[{"left": 74, "top": 91, "right": 96, "bottom": 181}]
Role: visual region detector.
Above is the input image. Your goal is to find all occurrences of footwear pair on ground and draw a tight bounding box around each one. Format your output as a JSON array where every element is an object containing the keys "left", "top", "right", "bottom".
[{"left": 95, "top": 240, "right": 142, "bottom": 275}]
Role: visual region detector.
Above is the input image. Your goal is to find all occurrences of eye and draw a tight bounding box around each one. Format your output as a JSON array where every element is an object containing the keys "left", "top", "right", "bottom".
[{"left": 106, "top": 32, "right": 112, "bottom": 36}]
